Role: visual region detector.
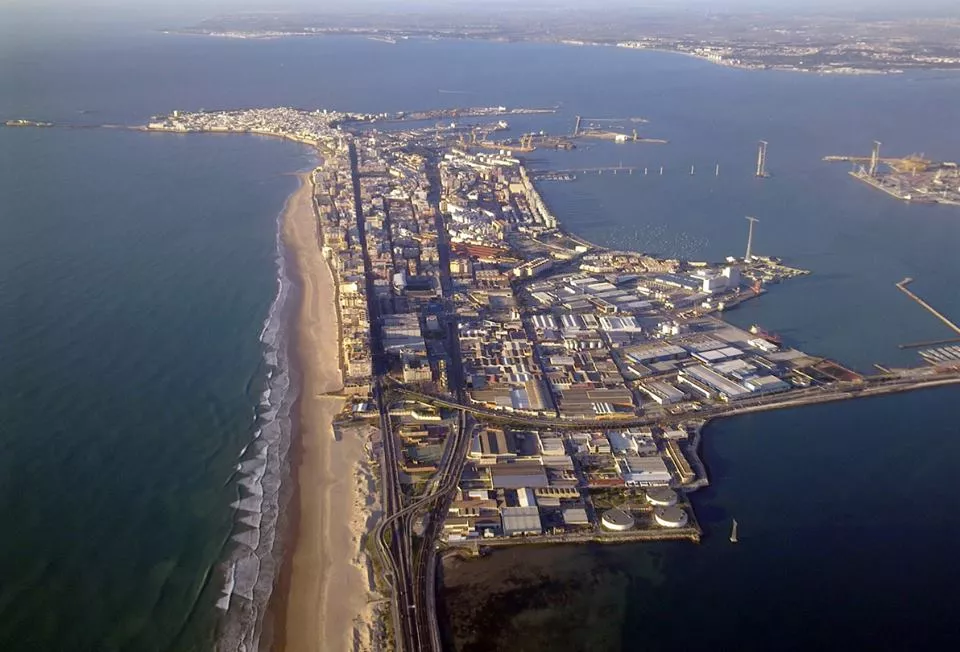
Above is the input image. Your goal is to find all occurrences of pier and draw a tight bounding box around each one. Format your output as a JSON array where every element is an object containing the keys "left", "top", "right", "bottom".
[
  {"left": 899, "top": 337, "right": 960, "bottom": 350},
  {"left": 446, "top": 526, "right": 701, "bottom": 555},
  {"left": 896, "top": 278, "right": 960, "bottom": 335},
  {"left": 546, "top": 166, "right": 641, "bottom": 175},
  {"left": 543, "top": 165, "right": 728, "bottom": 177}
]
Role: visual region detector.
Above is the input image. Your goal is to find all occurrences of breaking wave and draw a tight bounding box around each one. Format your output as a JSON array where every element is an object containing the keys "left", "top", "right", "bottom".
[{"left": 215, "top": 183, "right": 302, "bottom": 651}]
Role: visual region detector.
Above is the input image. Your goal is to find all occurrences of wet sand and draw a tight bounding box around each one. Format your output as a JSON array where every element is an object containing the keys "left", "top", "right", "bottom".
[{"left": 280, "top": 172, "right": 378, "bottom": 652}]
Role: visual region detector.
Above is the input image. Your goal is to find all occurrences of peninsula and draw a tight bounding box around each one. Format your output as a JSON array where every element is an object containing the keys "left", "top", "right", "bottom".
[{"left": 140, "top": 106, "right": 960, "bottom": 652}]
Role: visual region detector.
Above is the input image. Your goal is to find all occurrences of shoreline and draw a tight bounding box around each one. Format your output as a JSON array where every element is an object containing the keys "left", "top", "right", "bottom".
[
  {"left": 263, "top": 175, "right": 308, "bottom": 652},
  {"left": 162, "top": 31, "right": 956, "bottom": 76},
  {"left": 216, "top": 173, "right": 303, "bottom": 651},
  {"left": 115, "top": 105, "right": 959, "bottom": 647},
  {"left": 276, "top": 171, "right": 379, "bottom": 652}
]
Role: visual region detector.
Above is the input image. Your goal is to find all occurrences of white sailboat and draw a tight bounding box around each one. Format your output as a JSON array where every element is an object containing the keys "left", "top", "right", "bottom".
[{"left": 730, "top": 518, "right": 739, "bottom": 543}]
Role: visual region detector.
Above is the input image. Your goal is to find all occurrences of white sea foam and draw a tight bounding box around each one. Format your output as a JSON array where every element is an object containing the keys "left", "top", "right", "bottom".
[
  {"left": 237, "top": 458, "right": 266, "bottom": 476},
  {"left": 231, "top": 495, "right": 264, "bottom": 513},
  {"left": 233, "top": 554, "right": 260, "bottom": 601},
  {"left": 237, "top": 476, "right": 264, "bottom": 497},
  {"left": 231, "top": 528, "right": 261, "bottom": 550},
  {"left": 216, "top": 178, "right": 307, "bottom": 652},
  {"left": 216, "top": 561, "right": 236, "bottom": 612}
]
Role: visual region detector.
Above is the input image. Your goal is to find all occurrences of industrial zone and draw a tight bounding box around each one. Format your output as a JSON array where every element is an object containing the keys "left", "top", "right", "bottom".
[
  {"left": 825, "top": 140, "right": 960, "bottom": 206},
  {"left": 133, "top": 105, "right": 960, "bottom": 652}
]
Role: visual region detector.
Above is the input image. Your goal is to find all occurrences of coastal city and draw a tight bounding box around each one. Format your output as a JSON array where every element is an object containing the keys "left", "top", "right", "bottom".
[
  {"left": 182, "top": 10, "right": 960, "bottom": 75},
  {"left": 141, "top": 106, "right": 960, "bottom": 651},
  {"left": 11, "top": 1, "right": 960, "bottom": 649}
]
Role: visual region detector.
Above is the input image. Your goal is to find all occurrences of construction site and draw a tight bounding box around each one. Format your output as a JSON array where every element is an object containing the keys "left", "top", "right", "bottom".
[
  {"left": 445, "top": 125, "right": 575, "bottom": 153},
  {"left": 572, "top": 115, "right": 668, "bottom": 144},
  {"left": 432, "top": 114, "right": 671, "bottom": 156},
  {"left": 824, "top": 141, "right": 960, "bottom": 206}
]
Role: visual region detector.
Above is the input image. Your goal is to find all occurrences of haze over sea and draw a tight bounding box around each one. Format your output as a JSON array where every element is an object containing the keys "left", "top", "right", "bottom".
[{"left": 2, "top": 27, "right": 959, "bottom": 651}]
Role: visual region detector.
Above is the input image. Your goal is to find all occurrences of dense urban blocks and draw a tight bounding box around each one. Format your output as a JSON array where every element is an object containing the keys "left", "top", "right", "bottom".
[{"left": 142, "top": 108, "right": 960, "bottom": 637}]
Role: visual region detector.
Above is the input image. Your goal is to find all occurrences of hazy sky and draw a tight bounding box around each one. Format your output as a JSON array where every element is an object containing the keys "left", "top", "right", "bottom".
[{"left": 6, "top": 0, "right": 960, "bottom": 12}]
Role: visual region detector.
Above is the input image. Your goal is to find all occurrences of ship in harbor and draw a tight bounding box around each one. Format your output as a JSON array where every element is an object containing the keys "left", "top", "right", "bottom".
[
  {"left": 538, "top": 172, "right": 577, "bottom": 182},
  {"left": 749, "top": 324, "right": 783, "bottom": 346}
]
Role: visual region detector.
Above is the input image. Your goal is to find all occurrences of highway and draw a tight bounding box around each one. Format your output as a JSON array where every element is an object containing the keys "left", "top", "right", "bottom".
[
  {"left": 372, "top": 380, "right": 416, "bottom": 651},
  {"left": 357, "top": 137, "right": 960, "bottom": 651},
  {"left": 371, "top": 364, "right": 960, "bottom": 651},
  {"left": 373, "top": 393, "right": 474, "bottom": 652},
  {"left": 349, "top": 137, "right": 427, "bottom": 652},
  {"left": 390, "top": 365, "right": 960, "bottom": 432},
  {"left": 380, "top": 364, "right": 960, "bottom": 652},
  {"left": 372, "top": 152, "right": 475, "bottom": 652}
]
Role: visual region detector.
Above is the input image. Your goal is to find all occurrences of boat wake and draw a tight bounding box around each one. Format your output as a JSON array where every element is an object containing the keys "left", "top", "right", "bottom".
[{"left": 215, "top": 195, "right": 301, "bottom": 651}]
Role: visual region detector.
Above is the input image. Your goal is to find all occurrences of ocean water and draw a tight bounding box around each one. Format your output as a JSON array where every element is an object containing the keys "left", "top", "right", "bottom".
[
  {"left": 0, "top": 125, "right": 310, "bottom": 649},
  {"left": 2, "top": 27, "right": 959, "bottom": 651}
]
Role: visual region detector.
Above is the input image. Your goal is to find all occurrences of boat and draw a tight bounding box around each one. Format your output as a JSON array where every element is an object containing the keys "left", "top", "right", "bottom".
[
  {"left": 4, "top": 119, "right": 53, "bottom": 128},
  {"left": 729, "top": 518, "right": 739, "bottom": 543},
  {"left": 538, "top": 172, "right": 577, "bottom": 182},
  {"left": 749, "top": 324, "right": 783, "bottom": 346}
]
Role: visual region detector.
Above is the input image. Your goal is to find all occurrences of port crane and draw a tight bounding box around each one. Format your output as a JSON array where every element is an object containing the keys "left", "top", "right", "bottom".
[
  {"left": 823, "top": 148, "right": 932, "bottom": 175},
  {"left": 457, "top": 131, "right": 537, "bottom": 153}
]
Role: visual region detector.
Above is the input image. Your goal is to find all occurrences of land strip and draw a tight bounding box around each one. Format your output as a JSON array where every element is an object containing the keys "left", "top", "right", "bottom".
[
  {"left": 280, "top": 173, "right": 378, "bottom": 652},
  {"left": 129, "top": 106, "right": 960, "bottom": 652}
]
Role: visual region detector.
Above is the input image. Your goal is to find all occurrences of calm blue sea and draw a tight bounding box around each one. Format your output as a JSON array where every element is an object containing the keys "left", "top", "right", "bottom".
[{"left": 1, "top": 25, "right": 959, "bottom": 651}]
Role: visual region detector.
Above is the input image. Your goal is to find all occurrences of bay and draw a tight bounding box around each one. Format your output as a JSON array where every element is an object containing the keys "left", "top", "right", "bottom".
[{"left": 1, "top": 29, "right": 959, "bottom": 650}]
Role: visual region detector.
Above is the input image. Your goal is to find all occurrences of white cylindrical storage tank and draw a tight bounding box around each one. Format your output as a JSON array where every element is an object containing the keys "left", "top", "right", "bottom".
[
  {"left": 645, "top": 487, "right": 678, "bottom": 507},
  {"left": 600, "top": 508, "right": 635, "bottom": 532},
  {"left": 654, "top": 506, "right": 688, "bottom": 528}
]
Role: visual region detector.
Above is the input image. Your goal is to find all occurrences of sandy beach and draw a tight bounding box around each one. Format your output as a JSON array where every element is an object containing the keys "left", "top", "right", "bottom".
[{"left": 279, "top": 172, "right": 379, "bottom": 652}]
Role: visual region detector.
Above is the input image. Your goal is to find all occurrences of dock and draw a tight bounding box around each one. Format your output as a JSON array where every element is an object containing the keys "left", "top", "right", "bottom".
[
  {"left": 899, "top": 337, "right": 960, "bottom": 350},
  {"left": 445, "top": 526, "right": 701, "bottom": 556},
  {"left": 825, "top": 146, "right": 960, "bottom": 206},
  {"left": 896, "top": 278, "right": 960, "bottom": 336},
  {"left": 919, "top": 346, "right": 960, "bottom": 365},
  {"left": 546, "top": 166, "right": 641, "bottom": 176}
]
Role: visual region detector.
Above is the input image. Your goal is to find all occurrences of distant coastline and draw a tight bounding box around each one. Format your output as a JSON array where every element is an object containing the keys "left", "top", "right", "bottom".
[{"left": 164, "top": 28, "right": 957, "bottom": 76}]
